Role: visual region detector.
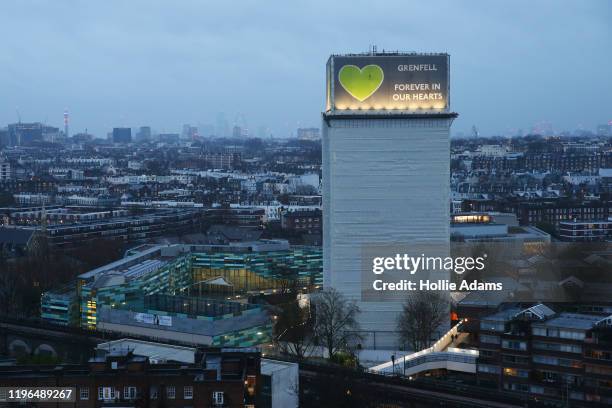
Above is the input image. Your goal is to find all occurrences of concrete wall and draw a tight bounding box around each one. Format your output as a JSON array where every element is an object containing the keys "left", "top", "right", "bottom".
[{"left": 262, "top": 360, "right": 299, "bottom": 408}]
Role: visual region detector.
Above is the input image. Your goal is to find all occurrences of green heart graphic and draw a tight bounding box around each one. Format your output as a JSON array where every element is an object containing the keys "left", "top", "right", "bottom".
[{"left": 338, "top": 64, "right": 384, "bottom": 102}]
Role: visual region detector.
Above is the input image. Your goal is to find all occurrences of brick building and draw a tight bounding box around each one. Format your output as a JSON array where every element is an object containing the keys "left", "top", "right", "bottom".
[
  {"left": 463, "top": 303, "right": 612, "bottom": 406},
  {"left": 558, "top": 219, "right": 612, "bottom": 242},
  {"left": 461, "top": 198, "right": 611, "bottom": 228},
  {"left": 470, "top": 152, "right": 612, "bottom": 173},
  {"left": 509, "top": 200, "right": 611, "bottom": 227},
  {"left": 280, "top": 209, "right": 321, "bottom": 234},
  {"left": 0, "top": 348, "right": 260, "bottom": 407}
]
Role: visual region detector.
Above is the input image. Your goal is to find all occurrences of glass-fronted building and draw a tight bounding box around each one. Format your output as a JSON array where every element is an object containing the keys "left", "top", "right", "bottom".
[
  {"left": 40, "top": 283, "right": 78, "bottom": 326},
  {"left": 41, "top": 241, "right": 322, "bottom": 344},
  {"left": 96, "top": 294, "right": 273, "bottom": 347}
]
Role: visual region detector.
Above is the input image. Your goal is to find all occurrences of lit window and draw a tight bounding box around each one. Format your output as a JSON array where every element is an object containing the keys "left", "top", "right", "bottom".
[
  {"left": 99, "top": 387, "right": 115, "bottom": 401},
  {"left": 213, "top": 391, "right": 224, "bottom": 405},
  {"left": 124, "top": 386, "right": 137, "bottom": 400},
  {"left": 503, "top": 367, "right": 529, "bottom": 378},
  {"left": 246, "top": 375, "right": 256, "bottom": 396}
]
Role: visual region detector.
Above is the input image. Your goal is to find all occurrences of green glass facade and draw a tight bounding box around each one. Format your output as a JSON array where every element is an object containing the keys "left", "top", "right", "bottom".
[
  {"left": 211, "top": 322, "right": 274, "bottom": 347},
  {"left": 41, "top": 244, "right": 322, "bottom": 340},
  {"left": 98, "top": 294, "right": 274, "bottom": 348},
  {"left": 40, "top": 285, "right": 78, "bottom": 326},
  {"left": 79, "top": 255, "right": 192, "bottom": 329},
  {"left": 191, "top": 247, "right": 323, "bottom": 292}
]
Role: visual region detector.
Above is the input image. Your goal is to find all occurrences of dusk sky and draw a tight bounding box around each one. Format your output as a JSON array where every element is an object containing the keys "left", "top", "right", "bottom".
[{"left": 1, "top": 0, "right": 610, "bottom": 138}]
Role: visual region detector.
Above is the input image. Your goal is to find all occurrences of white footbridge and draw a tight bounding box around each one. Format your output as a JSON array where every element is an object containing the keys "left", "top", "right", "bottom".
[{"left": 369, "top": 320, "right": 478, "bottom": 377}]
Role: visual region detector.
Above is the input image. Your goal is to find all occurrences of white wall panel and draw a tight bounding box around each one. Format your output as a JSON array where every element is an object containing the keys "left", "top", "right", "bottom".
[{"left": 323, "top": 116, "right": 452, "bottom": 349}]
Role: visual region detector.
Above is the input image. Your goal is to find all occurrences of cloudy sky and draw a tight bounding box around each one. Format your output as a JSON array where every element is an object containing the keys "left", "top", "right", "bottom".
[{"left": 0, "top": 0, "right": 610, "bottom": 138}]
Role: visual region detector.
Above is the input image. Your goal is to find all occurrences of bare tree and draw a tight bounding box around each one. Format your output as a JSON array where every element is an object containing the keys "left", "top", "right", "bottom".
[
  {"left": 312, "top": 288, "right": 361, "bottom": 360},
  {"left": 397, "top": 291, "right": 448, "bottom": 351},
  {"left": 0, "top": 260, "right": 20, "bottom": 315},
  {"left": 0, "top": 249, "right": 84, "bottom": 318},
  {"left": 274, "top": 299, "right": 314, "bottom": 360}
]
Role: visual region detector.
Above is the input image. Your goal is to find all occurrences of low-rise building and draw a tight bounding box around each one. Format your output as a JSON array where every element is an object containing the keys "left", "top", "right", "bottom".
[
  {"left": 13, "top": 193, "right": 52, "bottom": 206},
  {"left": 464, "top": 303, "right": 612, "bottom": 405},
  {"left": 281, "top": 208, "right": 322, "bottom": 234},
  {"left": 450, "top": 212, "right": 550, "bottom": 246},
  {"left": 41, "top": 242, "right": 322, "bottom": 331},
  {"left": 509, "top": 200, "right": 611, "bottom": 227},
  {"left": 96, "top": 294, "right": 272, "bottom": 347},
  {"left": 0, "top": 347, "right": 261, "bottom": 407},
  {"left": 17, "top": 208, "right": 204, "bottom": 249},
  {"left": 0, "top": 157, "right": 11, "bottom": 180},
  {"left": 206, "top": 207, "right": 265, "bottom": 228},
  {"left": 94, "top": 339, "right": 299, "bottom": 408},
  {"left": 559, "top": 219, "right": 612, "bottom": 242}
]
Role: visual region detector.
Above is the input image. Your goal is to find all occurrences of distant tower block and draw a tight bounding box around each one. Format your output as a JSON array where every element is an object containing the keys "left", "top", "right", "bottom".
[{"left": 64, "top": 109, "right": 69, "bottom": 139}]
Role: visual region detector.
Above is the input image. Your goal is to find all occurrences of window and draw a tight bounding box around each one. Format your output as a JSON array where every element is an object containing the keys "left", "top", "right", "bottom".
[
  {"left": 585, "top": 378, "right": 612, "bottom": 389},
  {"left": 533, "top": 327, "right": 558, "bottom": 337},
  {"left": 558, "top": 358, "right": 582, "bottom": 368},
  {"left": 503, "top": 382, "right": 529, "bottom": 392},
  {"left": 541, "top": 370, "right": 560, "bottom": 383},
  {"left": 585, "top": 364, "right": 612, "bottom": 375},
  {"left": 246, "top": 375, "right": 256, "bottom": 397},
  {"left": 533, "top": 355, "right": 557, "bottom": 365},
  {"left": 480, "top": 321, "right": 505, "bottom": 332},
  {"left": 504, "top": 367, "right": 529, "bottom": 378},
  {"left": 502, "top": 355, "right": 529, "bottom": 364},
  {"left": 150, "top": 386, "right": 158, "bottom": 400},
  {"left": 480, "top": 334, "right": 500, "bottom": 344},
  {"left": 184, "top": 386, "right": 193, "bottom": 400},
  {"left": 166, "top": 386, "right": 176, "bottom": 399},
  {"left": 80, "top": 387, "right": 89, "bottom": 400},
  {"left": 213, "top": 391, "right": 224, "bottom": 406},
  {"left": 570, "top": 391, "right": 585, "bottom": 401},
  {"left": 586, "top": 349, "right": 612, "bottom": 361},
  {"left": 539, "top": 369, "right": 581, "bottom": 385},
  {"left": 124, "top": 386, "right": 137, "bottom": 400},
  {"left": 478, "top": 364, "right": 501, "bottom": 374},
  {"left": 502, "top": 339, "right": 527, "bottom": 351},
  {"left": 560, "top": 329, "right": 585, "bottom": 340},
  {"left": 99, "top": 387, "right": 115, "bottom": 401},
  {"left": 533, "top": 341, "right": 582, "bottom": 354},
  {"left": 530, "top": 385, "right": 544, "bottom": 395}
]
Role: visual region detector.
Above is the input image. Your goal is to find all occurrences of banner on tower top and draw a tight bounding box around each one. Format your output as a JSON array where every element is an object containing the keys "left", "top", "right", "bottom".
[{"left": 326, "top": 54, "right": 449, "bottom": 113}]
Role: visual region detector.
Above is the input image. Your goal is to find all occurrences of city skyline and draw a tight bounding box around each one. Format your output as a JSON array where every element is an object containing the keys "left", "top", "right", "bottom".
[
  {"left": 1, "top": 2, "right": 612, "bottom": 407},
  {"left": 0, "top": 0, "right": 610, "bottom": 138}
]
